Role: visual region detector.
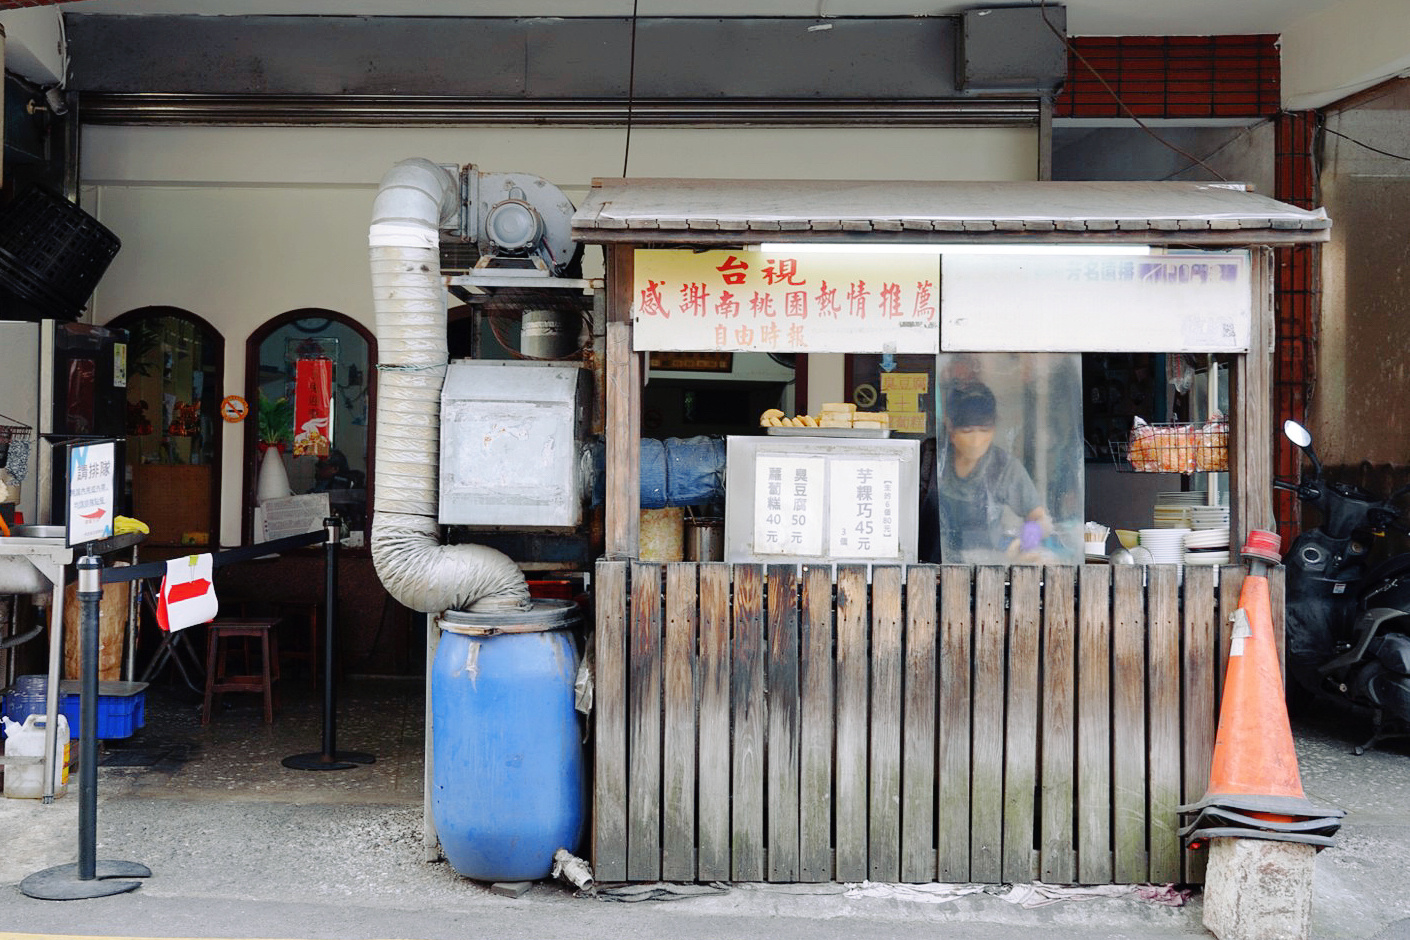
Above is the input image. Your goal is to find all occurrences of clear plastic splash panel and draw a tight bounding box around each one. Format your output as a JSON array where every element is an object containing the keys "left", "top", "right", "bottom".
[{"left": 923, "top": 352, "right": 1084, "bottom": 566}]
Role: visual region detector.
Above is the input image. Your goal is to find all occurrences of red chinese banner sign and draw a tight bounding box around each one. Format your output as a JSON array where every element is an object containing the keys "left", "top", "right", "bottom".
[
  {"left": 293, "top": 358, "right": 332, "bottom": 457},
  {"left": 632, "top": 248, "right": 940, "bottom": 354}
]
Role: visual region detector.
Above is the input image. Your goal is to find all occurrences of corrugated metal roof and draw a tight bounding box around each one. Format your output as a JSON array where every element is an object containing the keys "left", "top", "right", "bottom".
[{"left": 570, "top": 178, "right": 1330, "bottom": 246}]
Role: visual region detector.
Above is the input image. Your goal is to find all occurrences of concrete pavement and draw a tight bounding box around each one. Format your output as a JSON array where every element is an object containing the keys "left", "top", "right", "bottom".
[{"left": 0, "top": 684, "right": 1405, "bottom": 940}]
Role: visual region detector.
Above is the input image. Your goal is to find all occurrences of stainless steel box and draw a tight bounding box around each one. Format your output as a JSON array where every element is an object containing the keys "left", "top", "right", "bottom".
[
  {"left": 724, "top": 434, "right": 920, "bottom": 565},
  {"left": 439, "top": 361, "right": 588, "bottom": 527}
]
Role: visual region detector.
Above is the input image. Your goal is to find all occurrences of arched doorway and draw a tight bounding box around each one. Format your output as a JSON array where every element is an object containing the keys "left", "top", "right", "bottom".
[
  {"left": 244, "top": 310, "right": 376, "bottom": 546},
  {"left": 107, "top": 307, "right": 223, "bottom": 547}
]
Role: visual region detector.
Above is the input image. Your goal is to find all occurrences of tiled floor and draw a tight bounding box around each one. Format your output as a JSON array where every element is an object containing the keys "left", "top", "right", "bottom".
[{"left": 99, "top": 673, "right": 426, "bottom": 804}]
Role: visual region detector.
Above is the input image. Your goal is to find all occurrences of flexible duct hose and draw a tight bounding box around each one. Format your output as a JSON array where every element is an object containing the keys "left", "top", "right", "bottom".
[{"left": 368, "top": 158, "right": 529, "bottom": 614}]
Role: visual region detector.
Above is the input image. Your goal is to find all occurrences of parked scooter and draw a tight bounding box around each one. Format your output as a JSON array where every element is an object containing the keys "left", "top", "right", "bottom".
[{"left": 1278, "top": 419, "right": 1410, "bottom": 753}]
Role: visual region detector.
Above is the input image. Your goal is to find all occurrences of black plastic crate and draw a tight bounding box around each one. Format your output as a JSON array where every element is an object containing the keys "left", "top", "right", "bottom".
[{"left": 0, "top": 186, "right": 121, "bottom": 320}]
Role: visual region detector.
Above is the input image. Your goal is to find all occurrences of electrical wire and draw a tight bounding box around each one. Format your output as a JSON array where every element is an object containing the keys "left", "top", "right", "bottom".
[
  {"left": 1158, "top": 117, "right": 1273, "bottom": 183},
  {"left": 1322, "top": 125, "right": 1410, "bottom": 163},
  {"left": 622, "top": 0, "right": 640, "bottom": 178},
  {"left": 1037, "top": 0, "right": 1229, "bottom": 183}
]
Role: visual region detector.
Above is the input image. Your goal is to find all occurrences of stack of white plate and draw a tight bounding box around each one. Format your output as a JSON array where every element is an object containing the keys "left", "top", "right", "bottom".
[
  {"left": 1139, "top": 528, "right": 1190, "bottom": 565},
  {"left": 1188, "top": 505, "right": 1231, "bottom": 530},
  {"left": 1153, "top": 492, "right": 1205, "bottom": 529},
  {"left": 1184, "top": 526, "right": 1232, "bottom": 566}
]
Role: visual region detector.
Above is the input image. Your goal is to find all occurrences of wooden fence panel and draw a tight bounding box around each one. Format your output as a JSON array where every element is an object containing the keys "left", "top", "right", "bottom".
[
  {"left": 902, "top": 565, "right": 939, "bottom": 883},
  {"left": 970, "top": 566, "right": 1007, "bottom": 883},
  {"left": 767, "top": 565, "right": 801, "bottom": 882},
  {"left": 937, "top": 565, "right": 974, "bottom": 882},
  {"left": 662, "top": 563, "right": 698, "bottom": 882},
  {"left": 834, "top": 565, "right": 870, "bottom": 882},
  {"left": 1146, "top": 565, "right": 1183, "bottom": 883},
  {"left": 1076, "top": 564, "right": 1113, "bottom": 884},
  {"left": 593, "top": 560, "right": 629, "bottom": 883},
  {"left": 697, "top": 563, "right": 732, "bottom": 881},
  {"left": 590, "top": 560, "right": 1243, "bottom": 887},
  {"left": 1181, "top": 564, "right": 1217, "bottom": 885},
  {"left": 731, "top": 564, "right": 766, "bottom": 881},
  {"left": 628, "top": 562, "right": 663, "bottom": 881},
  {"left": 1111, "top": 564, "right": 1148, "bottom": 882},
  {"left": 869, "top": 566, "right": 904, "bottom": 883},
  {"left": 1040, "top": 565, "right": 1077, "bottom": 884},
  {"left": 1002, "top": 566, "right": 1041, "bottom": 883},
  {"left": 799, "top": 566, "right": 835, "bottom": 882}
]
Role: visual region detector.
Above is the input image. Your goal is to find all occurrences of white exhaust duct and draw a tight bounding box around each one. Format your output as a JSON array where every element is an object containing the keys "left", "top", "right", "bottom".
[{"left": 368, "top": 158, "right": 529, "bottom": 614}]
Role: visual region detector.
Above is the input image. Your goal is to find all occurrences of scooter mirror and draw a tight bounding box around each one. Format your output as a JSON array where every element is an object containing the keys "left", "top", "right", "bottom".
[{"left": 1283, "top": 419, "right": 1313, "bottom": 448}]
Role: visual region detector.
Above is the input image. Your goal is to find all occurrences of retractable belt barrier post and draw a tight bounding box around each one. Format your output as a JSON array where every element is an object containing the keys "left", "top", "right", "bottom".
[
  {"left": 21, "top": 554, "right": 152, "bottom": 900},
  {"left": 283, "top": 517, "right": 376, "bottom": 771}
]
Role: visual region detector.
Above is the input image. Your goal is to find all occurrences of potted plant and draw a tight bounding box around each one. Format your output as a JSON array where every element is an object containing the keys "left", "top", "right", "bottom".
[{"left": 255, "top": 391, "right": 295, "bottom": 500}]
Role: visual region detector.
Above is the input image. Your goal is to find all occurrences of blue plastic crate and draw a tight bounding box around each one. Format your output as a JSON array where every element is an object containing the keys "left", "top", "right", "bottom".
[{"left": 57, "top": 680, "right": 148, "bottom": 740}]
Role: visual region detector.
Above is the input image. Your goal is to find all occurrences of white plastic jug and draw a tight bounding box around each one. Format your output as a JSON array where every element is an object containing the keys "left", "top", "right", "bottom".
[{"left": 2, "top": 713, "right": 70, "bottom": 799}]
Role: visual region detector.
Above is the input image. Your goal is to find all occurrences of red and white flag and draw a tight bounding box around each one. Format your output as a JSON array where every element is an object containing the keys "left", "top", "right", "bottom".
[{"left": 157, "top": 554, "right": 218, "bottom": 633}]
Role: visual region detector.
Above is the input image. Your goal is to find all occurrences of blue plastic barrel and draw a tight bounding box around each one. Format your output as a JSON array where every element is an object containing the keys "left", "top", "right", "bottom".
[
  {"left": 2, "top": 674, "right": 48, "bottom": 727},
  {"left": 431, "top": 600, "right": 586, "bottom": 882}
]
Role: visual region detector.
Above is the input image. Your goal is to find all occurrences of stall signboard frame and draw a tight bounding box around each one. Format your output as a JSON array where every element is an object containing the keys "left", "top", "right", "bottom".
[
  {"left": 571, "top": 176, "right": 1331, "bottom": 888},
  {"left": 576, "top": 177, "right": 1331, "bottom": 558}
]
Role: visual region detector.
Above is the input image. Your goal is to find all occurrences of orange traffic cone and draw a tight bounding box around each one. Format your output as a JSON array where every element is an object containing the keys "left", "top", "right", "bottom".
[
  {"left": 1180, "top": 530, "right": 1343, "bottom": 848},
  {"left": 1205, "top": 565, "right": 1304, "bottom": 803}
]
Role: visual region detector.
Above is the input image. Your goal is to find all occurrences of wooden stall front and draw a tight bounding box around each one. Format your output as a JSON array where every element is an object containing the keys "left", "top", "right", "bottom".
[{"left": 570, "top": 179, "right": 1330, "bottom": 885}]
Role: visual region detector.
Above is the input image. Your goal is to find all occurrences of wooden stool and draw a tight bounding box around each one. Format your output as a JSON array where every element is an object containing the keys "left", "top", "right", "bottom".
[
  {"left": 203, "top": 617, "right": 282, "bottom": 724},
  {"left": 272, "top": 601, "right": 321, "bottom": 690}
]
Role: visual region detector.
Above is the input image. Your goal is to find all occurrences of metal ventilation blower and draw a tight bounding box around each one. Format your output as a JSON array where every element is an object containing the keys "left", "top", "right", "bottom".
[{"left": 455, "top": 166, "right": 579, "bottom": 277}]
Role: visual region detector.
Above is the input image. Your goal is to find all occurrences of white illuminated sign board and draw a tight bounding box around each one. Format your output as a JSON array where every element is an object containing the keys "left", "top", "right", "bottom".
[
  {"left": 941, "top": 251, "right": 1252, "bottom": 352},
  {"left": 632, "top": 248, "right": 940, "bottom": 354}
]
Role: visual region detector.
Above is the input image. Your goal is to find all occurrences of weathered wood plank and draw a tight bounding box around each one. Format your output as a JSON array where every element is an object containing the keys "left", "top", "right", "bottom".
[
  {"left": 1002, "top": 566, "right": 1041, "bottom": 883},
  {"left": 1040, "top": 565, "right": 1077, "bottom": 884},
  {"left": 937, "top": 565, "right": 974, "bottom": 882},
  {"left": 902, "top": 565, "right": 939, "bottom": 883},
  {"left": 970, "top": 566, "right": 1007, "bottom": 883},
  {"left": 1232, "top": 247, "right": 1276, "bottom": 547},
  {"left": 697, "top": 562, "right": 732, "bottom": 881},
  {"left": 731, "top": 564, "right": 766, "bottom": 881},
  {"left": 1112, "top": 564, "right": 1148, "bottom": 883},
  {"left": 604, "top": 245, "right": 639, "bottom": 558},
  {"left": 799, "top": 565, "right": 835, "bottom": 882},
  {"left": 1146, "top": 565, "right": 1183, "bottom": 883},
  {"left": 1076, "top": 564, "right": 1113, "bottom": 884},
  {"left": 1217, "top": 566, "right": 1246, "bottom": 703},
  {"left": 1270, "top": 565, "right": 1286, "bottom": 669},
  {"left": 835, "top": 564, "right": 870, "bottom": 882},
  {"left": 767, "top": 564, "right": 801, "bottom": 882},
  {"left": 662, "top": 563, "right": 698, "bottom": 882},
  {"left": 869, "top": 566, "right": 904, "bottom": 883},
  {"left": 628, "top": 562, "right": 663, "bottom": 881},
  {"left": 1181, "top": 564, "right": 1217, "bottom": 885},
  {"left": 592, "top": 560, "right": 629, "bottom": 882}
]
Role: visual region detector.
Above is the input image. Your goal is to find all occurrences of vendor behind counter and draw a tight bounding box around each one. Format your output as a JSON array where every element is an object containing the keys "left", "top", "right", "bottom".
[{"left": 919, "top": 354, "right": 1084, "bottom": 567}]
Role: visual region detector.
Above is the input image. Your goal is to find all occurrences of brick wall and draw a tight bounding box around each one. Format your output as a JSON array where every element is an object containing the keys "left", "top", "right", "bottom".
[{"left": 1054, "top": 35, "right": 1281, "bottom": 120}]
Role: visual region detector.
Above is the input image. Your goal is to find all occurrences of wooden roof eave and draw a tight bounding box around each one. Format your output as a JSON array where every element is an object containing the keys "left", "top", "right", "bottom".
[
  {"left": 571, "top": 225, "right": 1329, "bottom": 248},
  {"left": 569, "top": 178, "right": 1332, "bottom": 249}
]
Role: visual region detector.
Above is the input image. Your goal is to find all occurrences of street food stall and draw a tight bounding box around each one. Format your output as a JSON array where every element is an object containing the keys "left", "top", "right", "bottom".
[{"left": 570, "top": 178, "right": 1330, "bottom": 886}]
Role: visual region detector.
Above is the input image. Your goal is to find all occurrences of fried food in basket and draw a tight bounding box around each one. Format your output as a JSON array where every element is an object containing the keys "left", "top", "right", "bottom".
[{"left": 1127, "top": 418, "right": 1199, "bottom": 473}]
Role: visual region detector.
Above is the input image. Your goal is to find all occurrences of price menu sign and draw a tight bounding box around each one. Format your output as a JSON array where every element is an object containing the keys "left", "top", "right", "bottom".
[{"left": 725, "top": 436, "right": 919, "bottom": 565}]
